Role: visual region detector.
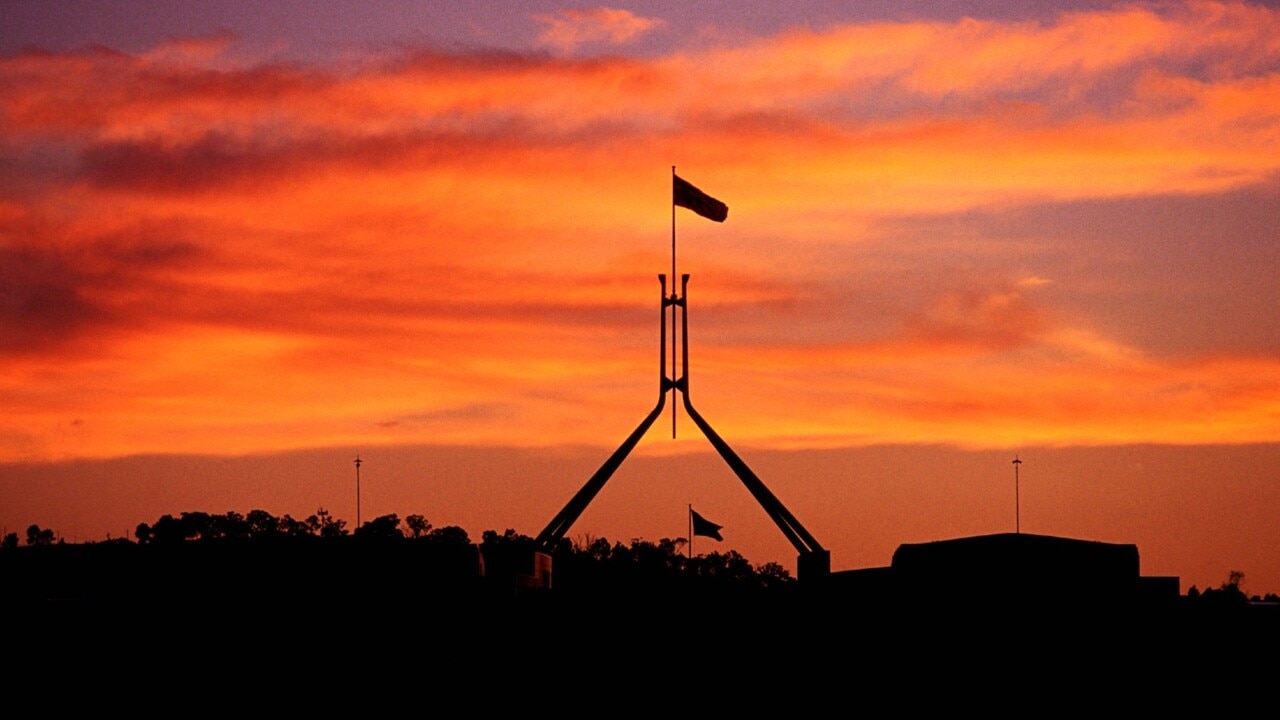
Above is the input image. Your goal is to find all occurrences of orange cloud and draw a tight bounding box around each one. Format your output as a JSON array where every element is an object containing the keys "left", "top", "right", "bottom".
[{"left": 535, "top": 7, "right": 664, "bottom": 53}]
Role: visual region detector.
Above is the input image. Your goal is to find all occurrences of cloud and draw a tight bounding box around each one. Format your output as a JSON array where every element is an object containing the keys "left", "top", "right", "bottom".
[
  {"left": 0, "top": 233, "right": 207, "bottom": 357},
  {"left": 139, "top": 31, "right": 240, "bottom": 67},
  {"left": 902, "top": 285, "right": 1049, "bottom": 354},
  {"left": 1, "top": 3, "right": 1278, "bottom": 461},
  {"left": 535, "top": 7, "right": 663, "bottom": 52},
  {"left": 0, "top": 244, "right": 107, "bottom": 355}
]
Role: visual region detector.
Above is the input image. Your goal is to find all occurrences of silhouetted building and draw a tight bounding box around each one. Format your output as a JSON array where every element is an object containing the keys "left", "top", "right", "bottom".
[{"left": 828, "top": 532, "right": 1179, "bottom": 609}]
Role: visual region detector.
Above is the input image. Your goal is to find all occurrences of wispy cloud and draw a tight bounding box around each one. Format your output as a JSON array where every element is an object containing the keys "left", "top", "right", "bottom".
[{"left": 534, "top": 7, "right": 663, "bottom": 53}]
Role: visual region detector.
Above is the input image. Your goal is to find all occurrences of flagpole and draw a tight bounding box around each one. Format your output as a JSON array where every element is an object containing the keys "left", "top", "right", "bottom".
[
  {"left": 687, "top": 503, "right": 693, "bottom": 558},
  {"left": 670, "top": 165, "right": 677, "bottom": 439}
]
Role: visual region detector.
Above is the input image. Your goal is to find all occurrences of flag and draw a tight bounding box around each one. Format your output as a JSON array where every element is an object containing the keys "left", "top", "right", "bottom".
[
  {"left": 690, "top": 508, "right": 723, "bottom": 541},
  {"left": 673, "top": 174, "right": 728, "bottom": 223}
]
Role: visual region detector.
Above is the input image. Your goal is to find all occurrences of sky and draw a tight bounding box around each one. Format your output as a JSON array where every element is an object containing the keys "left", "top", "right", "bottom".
[{"left": 2, "top": 1, "right": 1278, "bottom": 596}]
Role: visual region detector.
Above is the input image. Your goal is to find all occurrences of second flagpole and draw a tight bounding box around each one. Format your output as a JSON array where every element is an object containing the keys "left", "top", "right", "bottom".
[{"left": 687, "top": 503, "right": 693, "bottom": 558}]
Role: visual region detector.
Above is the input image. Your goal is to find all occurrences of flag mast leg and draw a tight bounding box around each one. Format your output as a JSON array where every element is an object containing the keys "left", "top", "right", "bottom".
[
  {"left": 676, "top": 274, "right": 831, "bottom": 581},
  {"left": 533, "top": 275, "right": 674, "bottom": 554}
]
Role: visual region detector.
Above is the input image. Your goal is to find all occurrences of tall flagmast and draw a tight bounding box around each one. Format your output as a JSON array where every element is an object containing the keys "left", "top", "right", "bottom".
[
  {"left": 670, "top": 165, "right": 678, "bottom": 438},
  {"left": 534, "top": 170, "right": 830, "bottom": 582}
]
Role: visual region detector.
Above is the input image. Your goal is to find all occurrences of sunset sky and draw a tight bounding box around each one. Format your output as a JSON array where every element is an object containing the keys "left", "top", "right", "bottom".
[{"left": 3, "top": 1, "right": 1278, "bottom": 595}]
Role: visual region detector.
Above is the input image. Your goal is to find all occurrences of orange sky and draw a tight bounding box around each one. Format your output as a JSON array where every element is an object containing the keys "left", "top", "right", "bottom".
[{"left": 2, "top": 2, "right": 1278, "bottom": 595}]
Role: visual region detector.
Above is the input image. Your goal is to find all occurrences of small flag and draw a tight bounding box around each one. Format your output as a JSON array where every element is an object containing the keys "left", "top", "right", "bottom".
[
  {"left": 690, "top": 508, "right": 723, "bottom": 541},
  {"left": 673, "top": 174, "right": 728, "bottom": 223}
]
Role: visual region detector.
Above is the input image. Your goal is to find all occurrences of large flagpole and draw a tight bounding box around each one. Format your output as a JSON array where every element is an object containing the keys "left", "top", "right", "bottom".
[{"left": 670, "top": 166, "right": 677, "bottom": 438}]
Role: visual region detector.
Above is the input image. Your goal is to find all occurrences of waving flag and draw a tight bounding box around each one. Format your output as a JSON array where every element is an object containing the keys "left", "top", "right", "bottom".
[
  {"left": 690, "top": 508, "right": 724, "bottom": 541},
  {"left": 673, "top": 174, "right": 728, "bottom": 222}
]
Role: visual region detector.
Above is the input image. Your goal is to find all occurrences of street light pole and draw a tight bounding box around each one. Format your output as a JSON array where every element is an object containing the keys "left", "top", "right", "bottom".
[
  {"left": 354, "top": 455, "right": 362, "bottom": 530},
  {"left": 1013, "top": 455, "right": 1022, "bottom": 534}
]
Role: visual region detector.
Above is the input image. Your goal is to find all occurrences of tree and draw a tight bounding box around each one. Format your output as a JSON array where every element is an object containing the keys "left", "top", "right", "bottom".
[
  {"left": 25, "top": 524, "right": 55, "bottom": 546},
  {"left": 246, "top": 509, "right": 281, "bottom": 538},
  {"left": 692, "top": 549, "right": 757, "bottom": 586},
  {"left": 354, "top": 514, "right": 402, "bottom": 540},
  {"left": 309, "top": 507, "right": 347, "bottom": 538},
  {"left": 756, "top": 562, "right": 795, "bottom": 589},
  {"left": 426, "top": 525, "right": 471, "bottom": 546},
  {"left": 150, "top": 514, "right": 188, "bottom": 544},
  {"left": 279, "top": 514, "right": 312, "bottom": 538},
  {"left": 1, "top": 532, "right": 17, "bottom": 550},
  {"left": 405, "top": 514, "right": 431, "bottom": 538},
  {"left": 1222, "top": 570, "right": 1246, "bottom": 593},
  {"left": 482, "top": 528, "right": 530, "bottom": 548},
  {"left": 179, "top": 511, "right": 214, "bottom": 540},
  {"left": 134, "top": 522, "right": 153, "bottom": 544},
  {"left": 210, "top": 511, "right": 250, "bottom": 540},
  {"left": 479, "top": 528, "right": 537, "bottom": 580},
  {"left": 1215, "top": 570, "right": 1249, "bottom": 605}
]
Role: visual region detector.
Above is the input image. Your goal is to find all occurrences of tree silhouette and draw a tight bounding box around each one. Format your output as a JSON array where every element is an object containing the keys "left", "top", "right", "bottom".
[
  {"left": 756, "top": 562, "right": 793, "bottom": 590},
  {"left": 425, "top": 525, "right": 471, "bottom": 546},
  {"left": 308, "top": 508, "right": 347, "bottom": 538},
  {"left": 245, "top": 509, "right": 279, "bottom": 538},
  {"left": 405, "top": 514, "right": 431, "bottom": 538},
  {"left": 181, "top": 511, "right": 215, "bottom": 540},
  {"left": 354, "top": 513, "right": 403, "bottom": 539},
  {"left": 149, "top": 514, "right": 187, "bottom": 544},
  {"left": 279, "top": 514, "right": 312, "bottom": 538},
  {"left": 25, "top": 524, "right": 55, "bottom": 546},
  {"left": 1223, "top": 570, "right": 1246, "bottom": 593}
]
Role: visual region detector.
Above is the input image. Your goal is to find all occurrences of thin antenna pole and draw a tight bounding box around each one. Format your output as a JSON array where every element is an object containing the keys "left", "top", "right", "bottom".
[
  {"left": 354, "top": 455, "right": 363, "bottom": 530},
  {"left": 670, "top": 165, "right": 677, "bottom": 439},
  {"left": 1013, "top": 455, "right": 1021, "bottom": 534}
]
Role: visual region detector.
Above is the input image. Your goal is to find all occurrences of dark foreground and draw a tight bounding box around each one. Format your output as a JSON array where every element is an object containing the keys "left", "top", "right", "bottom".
[
  {"left": 5, "top": 541, "right": 1277, "bottom": 708},
  {"left": 12, "top": 589, "right": 1278, "bottom": 713}
]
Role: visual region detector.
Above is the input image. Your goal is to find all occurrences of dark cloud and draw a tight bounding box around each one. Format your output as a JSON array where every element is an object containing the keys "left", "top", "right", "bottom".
[
  {"left": 0, "top": 234, "right": 205, "bottom": 356},
  {"left": 192, "top": 284, "right": 653, "bottom": 341},
  {"left": 7, "top": 42, "right": 662, "bottom": 197},
  {"left": 73, "top": 118, "right": 609, "bottom": 194},
  {"left": 380, "top": 402, "right": 511, "bottom": 427},
  {"left": 0, "top": 46, "right": 326, "bottom": 133},
  {"left": 0, "top": 244, "right": 105, "bottom": 354},
  {"left": 78, "top": 132, "right": 297, "bottom": 193}
]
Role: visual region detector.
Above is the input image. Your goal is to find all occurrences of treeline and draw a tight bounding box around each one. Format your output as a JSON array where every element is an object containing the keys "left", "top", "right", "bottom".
[
  {"left": 1, "top": 508, "right": 795, "bottom": 606},
  {"left": 130, "top": 508, "right": 455, "bottom": 544},
  {"left": 7, "top": 510, "right": 1279, "bottom": 607},
  {"left": 1184, "top": 570, "right": 1279, "bottom": 608}
]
